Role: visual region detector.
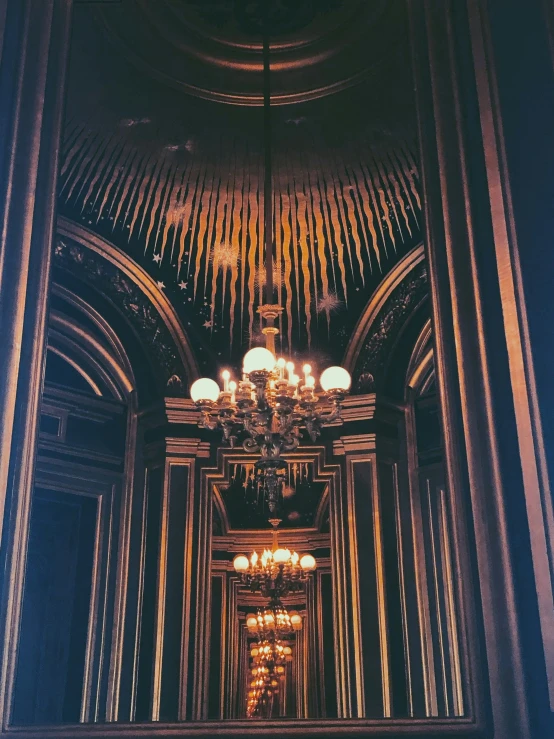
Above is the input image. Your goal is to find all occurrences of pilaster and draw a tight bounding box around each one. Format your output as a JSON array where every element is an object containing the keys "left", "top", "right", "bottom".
[
  {"left": 332, "top": 398, "right": 409, "bottom": 719},
  {"left": 409, "top": 0, "right": 553, "bottom": 735},
  {"left": 0, "top": 0, "right": 73, "bottom": 727},
  {"left": 121, "top": 399, "right": 211, "bottom": 723}
]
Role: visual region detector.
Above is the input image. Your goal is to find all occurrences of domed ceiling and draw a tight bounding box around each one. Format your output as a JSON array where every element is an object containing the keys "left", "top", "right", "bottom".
[{"left": 60, "top": 0, "right": 421, "bottom": 380}]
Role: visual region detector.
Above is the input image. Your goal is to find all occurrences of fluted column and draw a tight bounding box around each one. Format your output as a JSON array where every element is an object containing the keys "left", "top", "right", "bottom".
[
  {"left": 409, "top": 1, "right": 554, "bottom": 736},
  {"left": 0, "top": 0, "right": 72, "bottom": 727},
  {"left": 332, "top": 396, "right": 412, "bottom": 720},
  {"left": 120, "top": 398, "right": 211, "bottom": 723}
]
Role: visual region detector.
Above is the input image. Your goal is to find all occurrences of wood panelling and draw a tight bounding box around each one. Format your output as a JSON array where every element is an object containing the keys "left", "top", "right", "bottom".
[{"left": 12, "top": 490, "right": 96, "bottom": 725}]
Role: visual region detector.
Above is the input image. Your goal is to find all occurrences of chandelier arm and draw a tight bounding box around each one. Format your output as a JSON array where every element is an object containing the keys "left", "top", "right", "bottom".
[
  {"left": 317, "top": 400, "right": 344, "bottom": 426},
  {"left": 243, "top": 438, "right": 260, "bottom": 453},
  {"left": 199, "top": 410, "right": 219, "bottom": 431},
  {"left": 282, "top": 437, "right": 299, "bottom": 452}
]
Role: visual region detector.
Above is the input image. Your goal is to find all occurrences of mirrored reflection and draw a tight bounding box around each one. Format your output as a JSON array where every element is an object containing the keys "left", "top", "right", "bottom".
[{"left": 8, "top": 0, "right": 473, "bottom": 732}]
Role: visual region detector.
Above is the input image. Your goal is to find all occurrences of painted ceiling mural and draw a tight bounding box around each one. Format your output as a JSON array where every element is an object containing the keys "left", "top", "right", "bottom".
[{"left": 60, "top": 1, "right": 421, "bottom": 378}]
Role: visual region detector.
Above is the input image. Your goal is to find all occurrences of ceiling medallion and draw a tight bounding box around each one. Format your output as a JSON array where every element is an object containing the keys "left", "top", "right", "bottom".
[{"left": 190, "top": 17, "right": 351, "bottom": 511}]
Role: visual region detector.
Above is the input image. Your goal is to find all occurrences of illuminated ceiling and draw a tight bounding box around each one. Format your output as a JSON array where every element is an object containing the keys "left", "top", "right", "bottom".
[{"left": 60, "top": 0, "right": 421, "bottom": 377}]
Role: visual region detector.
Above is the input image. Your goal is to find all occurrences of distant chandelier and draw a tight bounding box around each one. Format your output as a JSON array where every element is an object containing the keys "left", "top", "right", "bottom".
[
  {"left": 189, "top": 6, "right": 351, "bottom": 513},
  {"left": 245, "top": 599, "right": 303, "bottom": 640},
  {"left": 233, "top": 541, "right": 315, "bottom": 598},
  {"left": 247, "top": 637, "right": 293, "bottom": 719},
  {"left": 233, "top": 518, "right": 316, "bottom": 598}
]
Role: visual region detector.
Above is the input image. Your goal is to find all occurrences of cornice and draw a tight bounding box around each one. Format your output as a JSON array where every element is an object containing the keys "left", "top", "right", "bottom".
[
  {"left": 340, "top": 393, "right": 404, "bottom": 424},
  {"left": 333, "top": 434, "right": 377, "bottom": 456},
  {"left": 212, "top": 531, "right": 331, "bottom": 553},
  {"left": 139, "top": 397, "right": 201, "bottom": 429}
]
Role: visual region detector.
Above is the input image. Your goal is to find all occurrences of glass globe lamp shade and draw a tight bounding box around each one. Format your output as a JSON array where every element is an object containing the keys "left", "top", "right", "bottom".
[
  {"left": 319, "top": 366, "right": 351, "bottom": 393},
  {"left": 190, "top": 377, "right": 220, "bottom": 403},
  {"left": 299, "top": 554, "right": 316, "bottom": 571},
  {"left": 289, "top": 611, "right": 302, "bottom": 630},
  {"left": 283, "top": 646, "right": 292, "bottom": 656},
  {"left": 246, "top": 614, "right": 258, "bottom": 630},
  {"left": 233, "top": 554, "right": 249, "bottom": 572},
  {"left": 272, "top": 548, "right": 290, "bottom": 564},
  {"left": 243, "top": 347, "right": 276, "bottom": 374}
]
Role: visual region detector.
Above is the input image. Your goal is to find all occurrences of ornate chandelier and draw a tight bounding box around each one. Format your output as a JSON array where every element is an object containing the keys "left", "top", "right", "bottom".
[
  {"left": 189, "top": 11, "right": 351, "bottom": 513},
  {"left": 234, "top": 544, "right": 315, "bottom": 598},
  {"left": 245, "top": 600, "right": 303, "bottom": 639},
  {"left": 234, "top": 518, "right": 316, "bottom": 598}
]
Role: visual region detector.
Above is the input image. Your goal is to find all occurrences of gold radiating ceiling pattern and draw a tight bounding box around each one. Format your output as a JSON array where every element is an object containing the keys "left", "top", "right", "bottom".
[{"left": 59, "top": 121, "right": 421, "bottom": 354}]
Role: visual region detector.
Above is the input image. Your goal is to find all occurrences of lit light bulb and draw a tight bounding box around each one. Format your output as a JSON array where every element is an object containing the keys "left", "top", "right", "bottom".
[
  {"left": 302, "top": 363, "right": 312, "bottom": 376},
  {"left": 246, "top": 614, "right": 258, "bottom": 630},
  {"left": 221, "top": 369, "right": 231, "bottom": 392},
  {"left": 286, "top": 360, "right": 295, "bottom": 382},
  {"left": 306, "top": 375, "right": 315, "bottom": 388},
  {"left": 228, "top": 380, "right": 237, "bottom": 403},
  {"left": 233, "top": 554, "right": 249, "bottom": 572},
  {"left": 291, "top": 551, "right": 299, "bottom": 565},
  {"left": 289, "top": 611, "right": 302, "bottom": 630},
  {"left": 243, "top": 347, "right": 276, "bottom": 374},
  {"left": 272, "top": 547, "right": 290, "bottom": 564},
  {"left": 190, "top": 377, "right": 220, "bottom": 403},
  {"left": 299, "top": 553, "right": 316, "bottom": 571},
  {"left": 319, "top": 366, "right": 351, "bottom": 393}
]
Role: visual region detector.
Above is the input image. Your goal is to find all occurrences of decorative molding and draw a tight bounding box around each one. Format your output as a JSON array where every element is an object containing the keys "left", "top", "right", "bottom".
[
  {"left": 96, "top": 0, "right": 405, "bottom": 107},
  {"left": 165, "top": 438, "right": 211, "bottom": 458},
  {"left": 333, "top": 434, "right": 377, "bottom": 456},
  {"left": 212, "top": 532, "right": 331, "bottom": 554},
  {"left": 2, "top": 717, "right": 480, "bottom": 737},
  {"left": 55, "top": 218, "right": 199, "bottom": 395},
  {"left": 209, "top": 447, "right": 334, "bottom": 536},
  {"left": 339, "top": 393, "right": 404, "bottom": 424},
  {"left": 346, "top": 248, "right": 428, "bottom": 394}
]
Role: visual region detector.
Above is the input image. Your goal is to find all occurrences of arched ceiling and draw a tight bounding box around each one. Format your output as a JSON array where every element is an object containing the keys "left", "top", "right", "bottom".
[
  {"left": 61, "top": 0, "right": 421, "bottom": 380},
  {"left": 96, "top": 0, "right": 402, "bottom": 106}
]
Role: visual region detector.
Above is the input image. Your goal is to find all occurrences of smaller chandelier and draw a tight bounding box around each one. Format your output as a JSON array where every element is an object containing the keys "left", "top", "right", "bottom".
[
  {"left": 233, "top": 518, "right": 316, "bottom": 598},
  {"left": 245, "top": 600, "right": 303, "bottom": 640},
  {"left": 247, "top": 638, "right": 293, "bottom": 718},
  {"left": 234, "top": 546, "right": 316, "bottom": 598}
]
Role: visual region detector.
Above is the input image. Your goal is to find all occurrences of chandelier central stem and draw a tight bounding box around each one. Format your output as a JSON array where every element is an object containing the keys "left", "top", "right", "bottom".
[
  {"left": 262, "top": 14, "right": 273, "bottom": 310},
  {"left": 189, "top": 6, "right": 352, "bottom": 514}
]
